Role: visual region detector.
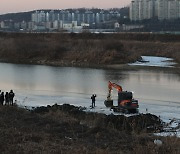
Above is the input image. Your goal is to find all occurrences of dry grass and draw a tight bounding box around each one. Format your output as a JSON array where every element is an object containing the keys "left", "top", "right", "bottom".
[
  {"left": 0, "top": 33, "right": 154, "bottom": 66},
  {"left": 0, "top": 33, "right": 130, "bottom": 65},
  {"left": 122, "top": 40, "right": 180, "bottom": 64},
  {"left": 0, "top": 32, "right": 179, "bottom": 66},
  {"left": 0, "top": 104, "right": 179, "bottom": 153}
]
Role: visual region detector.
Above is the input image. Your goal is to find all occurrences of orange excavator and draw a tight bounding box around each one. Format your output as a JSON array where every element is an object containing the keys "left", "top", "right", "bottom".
[{"left": 104, "top": 81, "right": 139, "bottom": 113}]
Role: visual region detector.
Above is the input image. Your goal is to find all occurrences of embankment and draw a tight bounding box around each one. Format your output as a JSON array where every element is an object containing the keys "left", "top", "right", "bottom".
[
  {"left": 0, "top": 32, "right": 180, "bottom": 67},
  {"left": 0, "top": 104, "right": 179, "bottom": 153}
]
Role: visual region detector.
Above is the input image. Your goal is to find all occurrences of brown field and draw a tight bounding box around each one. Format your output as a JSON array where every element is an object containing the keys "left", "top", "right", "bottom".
[{"left": 0, "top": 32, "right": 179, "bottom": 66}]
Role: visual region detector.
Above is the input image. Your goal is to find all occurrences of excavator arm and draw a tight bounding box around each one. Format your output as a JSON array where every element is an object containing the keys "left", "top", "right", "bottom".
[
  {"left": 108, "top": 81, "right": 123, "bottom": 92},
  {"left": 107, "top": 81, "right": 122, "bottom": 100}
]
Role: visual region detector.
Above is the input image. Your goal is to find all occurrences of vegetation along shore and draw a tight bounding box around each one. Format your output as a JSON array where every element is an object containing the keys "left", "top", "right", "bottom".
[
  {"left": 0, "top": 104, "right": 179, "bottom": 153},
  {"left": 0, "top": 32, "right": 180, "bottom": 67}
]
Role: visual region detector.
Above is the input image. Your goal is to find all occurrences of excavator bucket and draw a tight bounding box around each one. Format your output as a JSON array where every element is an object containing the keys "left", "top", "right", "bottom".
[{"left": 104, "top": 100, "right": 113, "bottom": 107}]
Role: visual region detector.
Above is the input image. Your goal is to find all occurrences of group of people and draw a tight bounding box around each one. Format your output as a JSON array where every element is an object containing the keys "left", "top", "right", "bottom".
[{"left": 0, "top": 90, "right": 15, "bottom": 106}]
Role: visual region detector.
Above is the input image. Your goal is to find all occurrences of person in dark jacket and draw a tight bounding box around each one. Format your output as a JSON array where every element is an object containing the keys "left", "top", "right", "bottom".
[
  {"left": 0, "top": 92, "right": 4, "bottom": 105},
  {"left": 5, "top": 92, "right": 9, "bottom": 105},
  {"left": 91, "top": 94, "right": 96, "bottom": 108},
  {"left": 9, "top": 90, "right": 15, "bottom": 105}
]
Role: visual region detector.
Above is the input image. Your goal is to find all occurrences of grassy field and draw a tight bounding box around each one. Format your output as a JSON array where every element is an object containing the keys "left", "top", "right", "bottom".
[
  {"left": 0, "top": 32, "right": 179, "bottom": 66},
  {"left": 0, "top": 104, "right": 179, "bottom": 153}
]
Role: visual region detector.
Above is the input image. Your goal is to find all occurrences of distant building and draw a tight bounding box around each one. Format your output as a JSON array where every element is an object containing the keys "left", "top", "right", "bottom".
[
  {"left": 46, "top": 22, "right": 53, "bottom": 29},
  {"left": 38, "top": 11, "right": 46, "bottom": 22},
  {"left": 0, "top": 21, "right": 5, "bottom": 28},
  {"left": 21, "top": 21, "right": 27, "bottom": 30},
  {"left": 158, "top": 0, "right": 169, "bottom": 20},
  {"left": 32, "top": 11, "right": 39, "bottom": 23},
  {"left": 14, "top": 22, "right": 21, "bottom": 29},
  {"left": 168, "top": 0, "right": 179, "bottom": 19},
  {"left": 49, "top": 10, "right": 55, "bottom": 22},
  {"left": 0, "top": 20, "right": 14, "bottom": 29},
  {"left": 46, "top": 12, "right": 49, "bottom": 22},
  {"left": 33, "top": 23, "right": 46, "bottom": 31},
  {"left": 31, "top": 9, "right": 121, "bottom": 30},
  {"left": 28, "top": 22, "right": 34, "bottom": 30},
  {"left": 114, "top": 22, "right": 120, "bottom": 28},
  {"left": 130, "top": 0, "right": 180, "bottom": 21}
]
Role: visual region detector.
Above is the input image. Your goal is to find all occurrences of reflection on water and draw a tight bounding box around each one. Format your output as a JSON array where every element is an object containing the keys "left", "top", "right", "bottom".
[
  {"left": 0, "top": 62, "right": 180, "bottom": 104},
  {"left": 121, "top": 70, "right": 180, "bottom": 103},
  {"left": 0, "top": 63, "right": 107, "bottom": 96}
]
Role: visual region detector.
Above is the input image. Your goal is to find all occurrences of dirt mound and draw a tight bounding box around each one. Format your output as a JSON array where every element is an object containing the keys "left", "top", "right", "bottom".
[
  {"left": 33, "top": 104, "right": 163, "bottom": 133},
  {"left": 0, "top": 105, "right": 179, "bottom": 153}
]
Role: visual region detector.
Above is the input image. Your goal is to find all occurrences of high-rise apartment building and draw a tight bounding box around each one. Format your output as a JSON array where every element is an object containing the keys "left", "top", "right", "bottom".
[
  {"left": 49, "top": 10, "right": 55, "bottom": 22},
  {"left": 158, "top": 0, "right": 168, "bottom": 20},
  {"left": 130, "top": 0, "right": 155, "bottom": 21},
  {"left": 130, "top": 0, "right": 180, "bottom": 21},
  {"left": 31, "top": 9, "right": 121, "bottom": 29},
  {"left": 31, "top": 11, "right": 39, "bottom": 23},
  {"left": 168, "top": 0, "right": 179, "bottom": 19}
]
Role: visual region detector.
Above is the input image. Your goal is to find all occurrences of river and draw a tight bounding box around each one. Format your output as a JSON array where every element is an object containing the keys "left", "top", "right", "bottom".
[{"left": 0, "top": 62, "right": 179, "bottom": 120}]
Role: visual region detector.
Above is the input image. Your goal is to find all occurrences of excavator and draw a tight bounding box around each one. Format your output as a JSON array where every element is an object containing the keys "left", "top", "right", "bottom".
[{"left": 104, "top": 81, "right": 139, "bottom": 113}]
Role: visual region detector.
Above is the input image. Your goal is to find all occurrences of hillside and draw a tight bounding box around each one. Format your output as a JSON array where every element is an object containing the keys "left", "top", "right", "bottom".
[{"left": 0, "top": 11, "right": 32, "bottom": 22}]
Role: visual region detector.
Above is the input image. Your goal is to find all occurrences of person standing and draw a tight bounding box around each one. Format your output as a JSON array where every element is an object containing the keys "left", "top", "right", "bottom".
[
  {"left": 91, "top": 94, "right": 96, "bottom": 108},
  {"left": 5, "top": 92, "right": 9, "bottom": 105},
  {"left": 0, "top": 92, "right": 4, "bottom": 105},
  {"left": 9, "top": 90, "right": 15, "bottom": 106}
]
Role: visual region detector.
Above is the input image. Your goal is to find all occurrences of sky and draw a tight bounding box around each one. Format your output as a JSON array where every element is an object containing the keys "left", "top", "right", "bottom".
[{"left": 0, "top": 0, "right": 131, "bottom": 14}]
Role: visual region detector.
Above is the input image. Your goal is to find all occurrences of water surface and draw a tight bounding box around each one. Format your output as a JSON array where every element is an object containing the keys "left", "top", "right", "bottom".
[{"left": 0, "top": 62, "right": 179, "bottom": 116}]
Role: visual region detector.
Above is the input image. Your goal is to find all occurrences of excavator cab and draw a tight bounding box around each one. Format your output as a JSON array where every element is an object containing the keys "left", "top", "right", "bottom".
[
  {"left": 118, "top": 91, "right": 139, "bottom": 113},
  {"left": 118, "top": 91, "right": 132, "bottom": 105}
]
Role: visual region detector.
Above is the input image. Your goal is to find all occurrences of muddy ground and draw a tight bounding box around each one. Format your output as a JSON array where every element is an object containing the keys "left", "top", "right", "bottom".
[{"left": 0, "top": 104, "right": 179, "bottom": 153}]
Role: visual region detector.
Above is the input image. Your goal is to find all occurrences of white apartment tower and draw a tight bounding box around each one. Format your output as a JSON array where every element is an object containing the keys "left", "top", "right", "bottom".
[
  {"left": 148, "top": 0, "right": 155, "bottom": 18},
  {"left": 130, "top": 0, "right": 140, "bottom": 21},
  {"left": 157, "top": 0, "right": 168, "bottom": 20},
  {"left": 130, "top": 0, "right": 155, "bottom": 21},
  {"left": 32, "top": 11, "right": 39, "bottom": 23},
  {"left": 130, "top": 0, "right": 180, "bottom": 21},
  {"left": 168, "top": 0, "right": 180, "bottom": 19}
]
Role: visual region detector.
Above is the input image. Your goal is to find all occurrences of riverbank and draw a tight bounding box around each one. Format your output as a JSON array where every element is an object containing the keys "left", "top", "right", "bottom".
[
  {"left": 0, "top": 104, "right": 179, "bottom": 153},
  {"left": 0, "top": 33, "right": 180, "bottom": 67}
]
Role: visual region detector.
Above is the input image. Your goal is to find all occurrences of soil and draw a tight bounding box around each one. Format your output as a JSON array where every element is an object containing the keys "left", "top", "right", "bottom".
[{"left": 0, "top": 104, "right": 179, "bottom": 153}]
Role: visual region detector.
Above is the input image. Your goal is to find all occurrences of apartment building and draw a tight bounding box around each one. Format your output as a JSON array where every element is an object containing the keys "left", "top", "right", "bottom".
[
  {"left": 31, "top": 9, "right": 121, "bottom": 26},
  {"left": 130, "top": 0, "right": 180, "bottom": 21}
]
